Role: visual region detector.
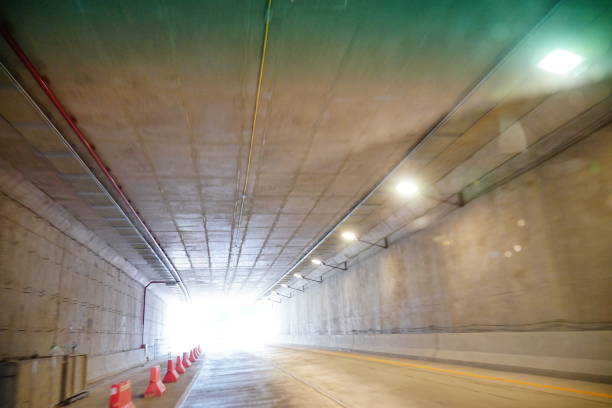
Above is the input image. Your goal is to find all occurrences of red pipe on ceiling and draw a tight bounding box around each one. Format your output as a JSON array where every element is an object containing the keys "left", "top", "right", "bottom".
[
  {"left": 0, "top": 27, "right": 187, "bottom": 296},
  {"left": 0, "top": 27, "right": 142, "bottom": 226}
]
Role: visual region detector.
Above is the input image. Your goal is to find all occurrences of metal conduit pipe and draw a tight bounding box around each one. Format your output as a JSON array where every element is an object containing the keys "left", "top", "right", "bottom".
[
  {"left": 229, "top": 0, "right": 273, "bottom": 288},
  {"left": 141, "top": 280, "right": 176, "bottom": 348},
  {"left": 0, "top": 27, "right": 190, "bottom": 300}
]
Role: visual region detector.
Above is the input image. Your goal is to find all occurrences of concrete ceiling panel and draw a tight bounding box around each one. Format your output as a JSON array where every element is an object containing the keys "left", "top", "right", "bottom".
[{"left": 6, "top": 0, "right": 596, "bottom": 297}]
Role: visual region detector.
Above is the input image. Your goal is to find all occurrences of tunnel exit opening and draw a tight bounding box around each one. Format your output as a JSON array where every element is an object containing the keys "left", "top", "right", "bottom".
[{"left": 165, "top": 296, "right": 280, "bottom": 353}]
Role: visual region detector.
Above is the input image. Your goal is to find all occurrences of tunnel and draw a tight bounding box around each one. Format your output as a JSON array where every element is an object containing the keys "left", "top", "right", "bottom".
[{"left": 0, "top": 0, "right": 611, "bottom": 407}]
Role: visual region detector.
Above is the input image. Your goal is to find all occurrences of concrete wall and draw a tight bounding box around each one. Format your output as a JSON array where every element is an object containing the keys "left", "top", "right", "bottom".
[
  {"left": 278, "top": 129, "right": 612, "bottom": 381},
  {"left": 0, "top": 167, "right": 168, "bottom": 382}
]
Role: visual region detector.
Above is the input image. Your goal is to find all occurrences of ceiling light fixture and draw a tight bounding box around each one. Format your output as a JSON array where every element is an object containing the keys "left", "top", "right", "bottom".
[
  {"left": 279, "top": 282, "right": 305, "bottom": 292},
  {"left": 274, "top": 291, "right": 292, "bottom": 299},
  {"left": 311, "top": 258, "right": 347, "bottom": 271},
  {"left": 537, "top": 49, "right": 583, "bottom": 75},
  {"left": 293, "top": 273, "right": 322, "bottom": 283},
  {"left": 396, "top": 179, "right": 463, "bottom": 206},
  {"left": 396, "top": 180, "right": 420, "bottom": 197},
  {"left": 341, "top": 231, "right": 357, "bottom": 241},
  {"left": 341, "top": 231, "right": 387, "bottom": 248}
]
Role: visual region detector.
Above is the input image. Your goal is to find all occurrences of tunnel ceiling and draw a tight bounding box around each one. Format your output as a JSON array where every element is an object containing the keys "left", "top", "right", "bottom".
[{"left": 0, "top": 0, "right": 610, "bottom": 299}]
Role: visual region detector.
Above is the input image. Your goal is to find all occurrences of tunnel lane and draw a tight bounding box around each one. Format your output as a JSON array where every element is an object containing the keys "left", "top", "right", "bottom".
[
  {"left": 181, "top": 349, "right": 346, "bottom": 407},
  {"left": 180, "top": 347, "right": 612, "bottom": 407},
  {"left": 284, "top": 346, "right": 612, "bottom": 400}
]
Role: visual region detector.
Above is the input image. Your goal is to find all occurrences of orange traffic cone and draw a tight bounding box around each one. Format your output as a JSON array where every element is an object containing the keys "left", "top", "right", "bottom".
[
  {"left": 162, "top": 358, "right": 180, "bottom": 383},
  {"left": 182, "top": 351, "right": 192, "bottom": 368},
  {"left": 176, "top": 355, "right": 186, "bottom": 374},
  {"left": 144, "top": 365, "right": 166, "bottom": 398}
]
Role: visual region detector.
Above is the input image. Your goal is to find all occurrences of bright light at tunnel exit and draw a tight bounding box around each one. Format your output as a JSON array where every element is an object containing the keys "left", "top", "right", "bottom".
[{"left": 165, "top": 295, "right": 279, "bottom": 353}]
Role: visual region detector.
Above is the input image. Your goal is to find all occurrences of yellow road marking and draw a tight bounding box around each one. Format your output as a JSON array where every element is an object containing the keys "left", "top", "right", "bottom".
[{"left": 282, "top": 346, "right": 612, "bottom": 400}]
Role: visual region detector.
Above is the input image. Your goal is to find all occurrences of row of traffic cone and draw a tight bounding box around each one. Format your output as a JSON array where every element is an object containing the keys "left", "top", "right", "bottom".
[
  {"left": 163, "top": 346, "right": 201, "bottom": 382},
  {"left": 109, "top": 345, "right": 202, "bottom": 407},
  {"left": 145, "top": 345, "right": 202, "bottom": 398}
]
